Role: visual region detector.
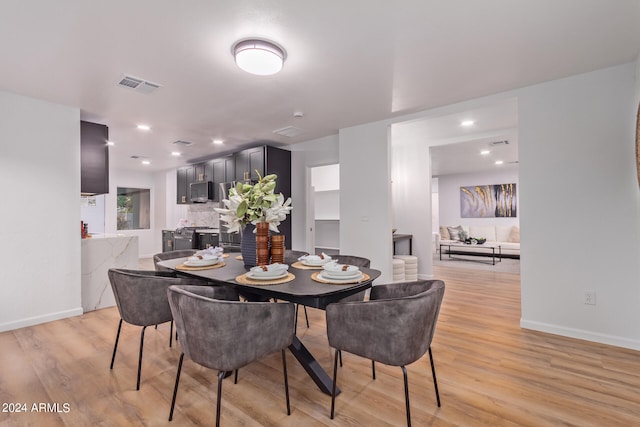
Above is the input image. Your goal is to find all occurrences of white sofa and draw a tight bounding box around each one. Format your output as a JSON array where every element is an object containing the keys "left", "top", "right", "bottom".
[{"left": 439, "top": 224, "right": 520, "bottom": 258}]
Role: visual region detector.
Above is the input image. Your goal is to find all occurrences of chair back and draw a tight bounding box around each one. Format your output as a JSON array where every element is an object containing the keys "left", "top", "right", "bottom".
[
  {"left": 284, "top": 250, "right": 308, "bottom": 265},
  {"left": 153, "top": 250, "right": 197, "bottom": 272},
  {"left": 335, "top": 255, "right": 370, "bottom": 268},
  {"left": 108, "top": 269, "right": 197, "bottom": 327},
  {"left": 167, "top": 285, "right": 295, "bottom": 372},
  {"left": 327, "top": 279, "right": 445, "bottom": 367}
]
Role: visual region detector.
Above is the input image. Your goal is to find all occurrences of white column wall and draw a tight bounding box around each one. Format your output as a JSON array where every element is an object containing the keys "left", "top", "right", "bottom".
[
  {"left": 339, "top": 122, "right": 393, "bottom": 284},
  {"left": 0, "top": 91, "right": 82, "bottom": 331},
  {"left": 518, "top": 63, "right": 640, "bottom": 348},
  {"left": 391, "top": 140, "right": 433, "bottom": 278}
]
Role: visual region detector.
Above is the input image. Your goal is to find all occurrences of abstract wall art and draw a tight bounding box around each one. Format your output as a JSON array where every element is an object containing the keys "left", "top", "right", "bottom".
[{"left": 460, "top": 183, "right": 517, "bottom": 218}]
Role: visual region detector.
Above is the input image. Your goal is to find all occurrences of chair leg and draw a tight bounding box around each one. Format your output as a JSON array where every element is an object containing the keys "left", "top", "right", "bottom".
[
  {"left": 372, "top": 360, "right": 376, "bottom": 380},
  {"left": 169, "top": 320, "right": 174, "bottom": 348},
  {"left": 428, "top": 347, "right": 441, "bottom": 407},
  {"left": 216, "top": 371, "right": 225, "bottom": 427},
  {"left": 330, "top": 349, "right": 339, "bottom": 419},
  {"left": 402, "top": 365, "right": 411, "bottom": 427},
  {"left": 234, "top": 369, "right": 238, "bottom": 384},
  {"left": 282, "top": 349, "right": 291, "bottom": 415},
  {"left": 136, "top": 326, "right": 147, "bottom": 390},
  {"left": 303, "top": 306, "right": 309, "bottom": 328},
  {"left": 294, "top": 304, "right": 299, "bottom": 334},
  {"left": 168, "top": 352, "right": 184, "bottom": 421},
  {"left": 110, "top": 318, "right": 123, "bottom": 369},
  {"left": 339, "top": 350, "right": 343, "bottom": 367}
]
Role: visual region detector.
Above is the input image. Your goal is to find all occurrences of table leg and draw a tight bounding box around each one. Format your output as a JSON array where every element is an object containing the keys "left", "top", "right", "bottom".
[{"left": 289, "top": 336, "right": 340, "bottom": 395}]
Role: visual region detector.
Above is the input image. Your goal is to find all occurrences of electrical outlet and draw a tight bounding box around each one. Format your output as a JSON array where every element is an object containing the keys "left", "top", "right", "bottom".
[{"left": 584, "top": 290, "right": 596, "bottom": 305}]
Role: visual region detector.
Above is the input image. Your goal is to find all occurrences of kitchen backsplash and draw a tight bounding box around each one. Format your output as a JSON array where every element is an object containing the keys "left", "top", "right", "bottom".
[{"left": 186, "top": 202, "right": 220, "bottom": 228}]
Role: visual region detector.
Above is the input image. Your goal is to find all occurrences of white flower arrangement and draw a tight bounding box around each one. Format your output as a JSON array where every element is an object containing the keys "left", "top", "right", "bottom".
[{"left": 215, "top": 172, "right": 292, "bottom": 233}]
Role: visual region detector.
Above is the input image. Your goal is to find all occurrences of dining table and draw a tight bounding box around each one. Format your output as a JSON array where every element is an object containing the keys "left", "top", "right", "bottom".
[{"left": 157, "top": 255, "right": 381, "bottom": 395}]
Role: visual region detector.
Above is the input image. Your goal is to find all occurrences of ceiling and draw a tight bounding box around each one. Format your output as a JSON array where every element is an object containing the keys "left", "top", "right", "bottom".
[{"left": 1, "top": 1, "right": 639, "bottom": 172}]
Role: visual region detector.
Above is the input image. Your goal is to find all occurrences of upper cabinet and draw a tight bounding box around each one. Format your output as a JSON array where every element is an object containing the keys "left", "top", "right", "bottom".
[
  {"left": 176, "top": 165, "right": 195, "bottom": 204},
  {"left": 80, "top": 121, "right": 109, "bottom": 195},
  {"left": 211, "top": 156, "right": 235, "bottom": 201},
  {"left": 235, "top": 146, "right": 265, "bottom": 182}
]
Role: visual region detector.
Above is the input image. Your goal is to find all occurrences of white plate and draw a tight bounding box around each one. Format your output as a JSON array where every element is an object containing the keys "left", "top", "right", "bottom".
[
  {"left": 322, "top": 270, "right": 362, "bottom": 279},
  {"left": 184, "top": 259, "right": 219, "bottom": 267},
  {"left": 248, "top": 268, "right": 289, "bottom": 278},
  {"left": 246, "top": 270, "right": 289, "bottom": 281},
  {"left": 317, "top": 272, "right": 364, "bottom": 283}
]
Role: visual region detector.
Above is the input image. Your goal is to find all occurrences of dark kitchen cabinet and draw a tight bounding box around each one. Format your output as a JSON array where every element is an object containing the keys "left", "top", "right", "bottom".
[
  {"left": 193, "top": 162, "right": 206, "bottom": 182},
  {"left": 197, "top": 232, "right": 219, "bottom": 250},
  {"left": 162, "top": 230, "right": 175, "bottom": 252},
  {"left": 235, "top": 146, "right": 265, "bottom": 182},
  {"left": 176, "top": 165, "right": 195, "bottom": 204},
  {"left": 80, "top": 121, "right": 109, "bottom": 195},
  {"left": 212, "top": 155, "right": 235, "bottom": 201}
]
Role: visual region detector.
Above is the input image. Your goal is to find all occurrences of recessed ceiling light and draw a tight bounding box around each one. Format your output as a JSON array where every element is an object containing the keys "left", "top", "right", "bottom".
[
  {"left": 106, "top": 140, "right": 115, "bottom": 146},
  {"left": 171, "top": 152, "right": 181, "bottom": 156},
  {"left": 232, "top": 39, "right": 286, "bottom": 76},
  {"left": 461, "top": 120, "right": 475, "bottom": 127},
  {"left": 495, "top": 160, "right": 504, "bottom": 165},
  {"left": 213, "top": 139, "right": 224, "bottom": 145},
  {"left": 480, "top": 150, "right": 490, "bottom": 155},
  {"left": 141, "top": 160, "right": 151, "bottom": 165},
  {"left": 137, "top": 124, "right": 151, "bottom": 131}
]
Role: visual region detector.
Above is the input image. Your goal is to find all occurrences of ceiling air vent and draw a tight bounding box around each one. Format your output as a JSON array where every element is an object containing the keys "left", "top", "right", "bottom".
[
  {"left": 273, "top": 126, "right": 305, "bottom": 138},
  {"left": 117, "top": 74, "right": 161, "bottom": 94},
  {"left": 172, "top": 140, "right": 193, "bottom": 147},
  {"left": 490, "top": 140, "right": 509, "bottom": 146}
]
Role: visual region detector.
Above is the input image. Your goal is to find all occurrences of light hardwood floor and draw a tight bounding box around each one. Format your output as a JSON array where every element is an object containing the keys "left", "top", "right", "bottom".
[{"left": 2, "top": 265, "right": 640, "bottom": 426}]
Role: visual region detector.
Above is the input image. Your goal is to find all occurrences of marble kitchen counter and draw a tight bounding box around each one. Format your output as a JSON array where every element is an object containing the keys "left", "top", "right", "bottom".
[{"left": 81, "top": 234, "right": 138, "bottom": 312}]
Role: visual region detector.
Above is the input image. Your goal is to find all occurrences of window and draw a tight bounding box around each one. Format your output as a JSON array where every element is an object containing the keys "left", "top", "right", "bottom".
[{"left": 117, "top": 187, "right": 150, "bottom": 230}]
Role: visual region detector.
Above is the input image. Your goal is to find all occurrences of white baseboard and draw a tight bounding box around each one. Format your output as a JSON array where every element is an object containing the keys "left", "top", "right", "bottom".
[
  {"left": 520, "top": 319, "right": 640, "bottom": 351},
  {"left": 0, "top": 307, "right": 84, "bottom": 333}
]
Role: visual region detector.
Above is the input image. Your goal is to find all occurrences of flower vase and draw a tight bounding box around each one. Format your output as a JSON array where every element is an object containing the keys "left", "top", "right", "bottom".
[
  {"left": 240, "top": 224, "right": 257, "bottom": 268},
  {"left": 270, "top": 234, "right": 285, "bottom": 264},
  {"left": 256, "top": 222, "right": 271, "bottom": 266}
]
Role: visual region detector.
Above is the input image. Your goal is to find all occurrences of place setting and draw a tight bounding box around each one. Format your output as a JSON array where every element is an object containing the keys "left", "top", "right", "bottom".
[
  {"left": 311, "top": 261, "right": 370, "bottom": 284},
  {"left": 235, "top": 263, "right": 295, "bottom": 285},
  {"left": 292, "top": 252, "right": 333, "bottom": 269},
  {"left": 176, "top": 246, "right": 227, "bottom": 271}
]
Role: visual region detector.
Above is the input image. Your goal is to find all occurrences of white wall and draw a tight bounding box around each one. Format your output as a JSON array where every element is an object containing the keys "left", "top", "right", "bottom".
[
  {"left": 106, "top": 168, "right": 158, "bottom": 257},
  {"left": 340, "top": 122, "right": 394, "bottom": 283},
  {"left": 0, "top": 90, "right": 83, "bottom": 331},
  {"left": 437, "top": 168, "right": 519, "bottom": 228},
  {"left": 291, "top": 62, "right": 640, "bottom": 350},
  {"left": 518, "top": 63, "right": 640, "bottom": 349},
  {"left": 390, "top": 138, "right": 433, "bottom": 278},
  {"left": 289, "top": 135, "right": 340, "bottom": 251}
]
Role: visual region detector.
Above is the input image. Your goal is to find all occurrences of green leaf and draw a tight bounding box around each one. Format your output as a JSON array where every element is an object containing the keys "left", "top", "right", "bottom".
[{"left": 237, "top": 200, "right": 247, "bottom": 218}]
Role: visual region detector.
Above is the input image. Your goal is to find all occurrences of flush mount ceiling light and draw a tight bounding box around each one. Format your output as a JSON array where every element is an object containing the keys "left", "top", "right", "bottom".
[
  {"left": 137, "top": 124, "right": 151, "bottom": 131},
  {"left": 461, "top": 120, "right": 475, "bottom": 127},
  {"left": 232, "top": 39, "right": 286, "bottom": 76}
]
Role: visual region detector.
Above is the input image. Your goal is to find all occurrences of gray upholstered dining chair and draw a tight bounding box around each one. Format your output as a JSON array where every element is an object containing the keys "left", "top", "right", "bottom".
[
  {"left": 107, "top": 268, "right": 236, "bottom": 390},
  {"left": 153, "top": 250, "right": 197, "bottom": 273},
  {"left": 167, "top": 285, "right": 295, "bottom": 426},
  {"left": 326, "top": 279, "right": 445, "bottom": 426}
]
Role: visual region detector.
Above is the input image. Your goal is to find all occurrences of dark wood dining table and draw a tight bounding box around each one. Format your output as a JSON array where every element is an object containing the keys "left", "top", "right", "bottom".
[{"left": 157, "top": 256, "right": 381, "bottom": 395}]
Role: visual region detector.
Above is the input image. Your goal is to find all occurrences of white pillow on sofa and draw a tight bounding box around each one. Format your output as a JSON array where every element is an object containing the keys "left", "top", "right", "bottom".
[{"left": 495, "top": 226, "right": 513, "bottom": 242}]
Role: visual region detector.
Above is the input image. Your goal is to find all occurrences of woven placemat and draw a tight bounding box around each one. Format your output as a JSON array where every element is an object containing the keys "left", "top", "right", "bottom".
[
  {"left": 311, "top": 272, "right": 370, "bottom": 285},
  {"left": 235, "top": 272, "right": 295, "bottom": 285},
  {"left": 291, "top": 261, "right": 323, "bottom": 270},
  {"left": 175, "top": 262, "right": 226, "bottom": 271}
]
